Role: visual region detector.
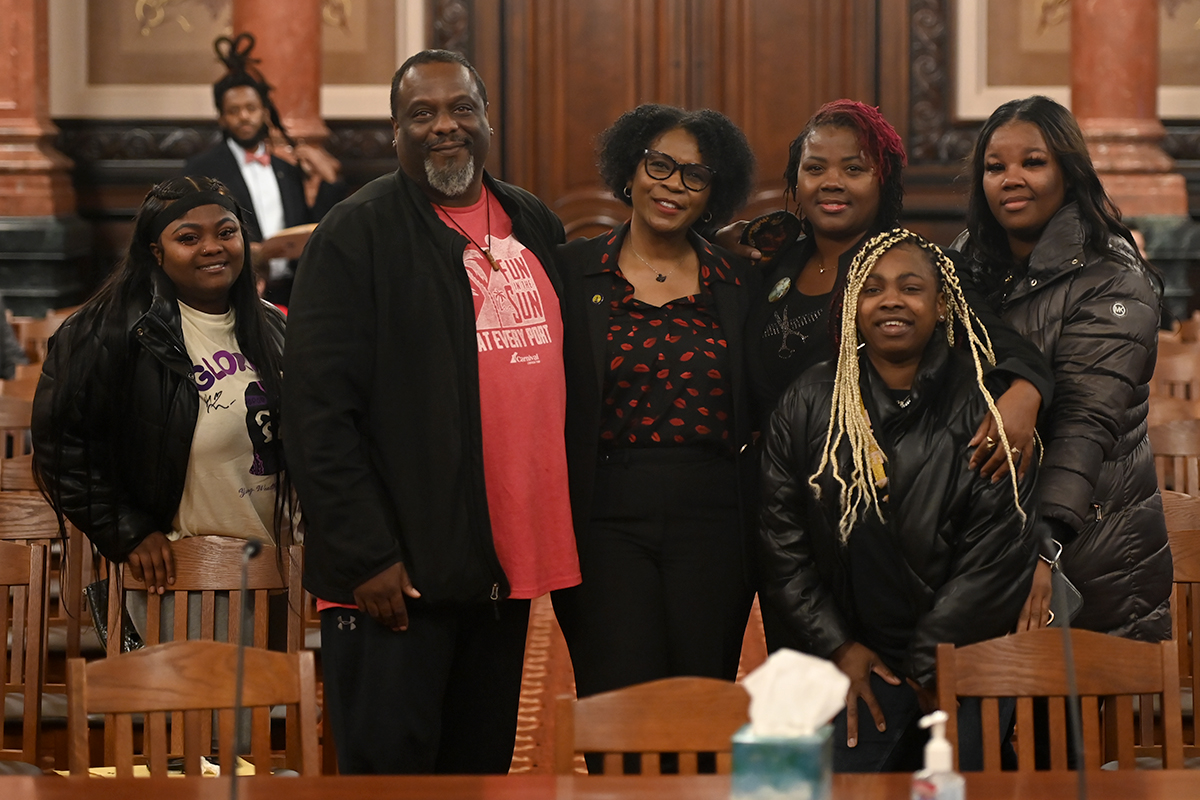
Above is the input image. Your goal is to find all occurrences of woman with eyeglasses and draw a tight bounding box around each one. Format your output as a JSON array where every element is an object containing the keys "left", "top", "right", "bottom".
[{"left": 553, "top": 105, "right": 757, "bottom": 724}]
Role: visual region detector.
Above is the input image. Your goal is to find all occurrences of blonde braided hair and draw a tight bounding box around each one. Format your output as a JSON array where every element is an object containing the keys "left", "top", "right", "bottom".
[{"left": 810, "top": 228, "right": 1026, "bottom": 541}]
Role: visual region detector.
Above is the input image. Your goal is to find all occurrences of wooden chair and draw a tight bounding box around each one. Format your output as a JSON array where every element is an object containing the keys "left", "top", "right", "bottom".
[
  {"left": 1153, "top": 352, "right": 1200, "bottom": 401},
  {"left": 554, "top": 676, "right": 749, "bottom": 775},
  {"left": 105, "top": 535, "right": 305, "bottom": 769},
  {"left": 0, "top": 364, "right": 42, "bottom": 403},
  {"left": 0, "top": 540, "right": 47, "bottom": 766},
  {"left": 0, "top": 396, "right": 32, "bottom": 458},
  {"left": 13, "top": 316, "right": 63, "bottom": 366},
  {"left": 1161, "top": 490, "right": 1200, "bottom": 757},
  {"left": 67, "top": 640, "right": 319, "bottom": 777},
  {"left": 1147, "top": 395, "right": 1200, "bottom": 428},
  {"left": 0, "top": 493, "right": 95, "bottom": 769},
  {"left": 0, "top": 455, "right": 38, "bottom": 493},
  {"left": 1150, "top": 419, "right": 1200, "bottom": 495},
  {"left": 935, "top": 628, "right": 1183, "bottom": 771}
]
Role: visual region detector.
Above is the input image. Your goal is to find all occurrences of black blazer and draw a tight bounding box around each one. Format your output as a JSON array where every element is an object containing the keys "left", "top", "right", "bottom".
[
  {"left": 557, "top": 223, "right": 761, "bottom": 544},
  {"left": 184, "top": 142, "right": 343, "bottom": 242}
]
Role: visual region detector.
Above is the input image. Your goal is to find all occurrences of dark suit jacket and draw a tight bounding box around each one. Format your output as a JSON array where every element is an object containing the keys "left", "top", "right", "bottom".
[{"left": 183, "top": 141, "right": 345, "bottom": 242}]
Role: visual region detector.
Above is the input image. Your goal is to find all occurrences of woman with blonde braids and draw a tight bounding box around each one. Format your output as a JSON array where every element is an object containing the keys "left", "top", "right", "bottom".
[{"left": 759, "top": 229, "right": 1038, "bottom": 773}]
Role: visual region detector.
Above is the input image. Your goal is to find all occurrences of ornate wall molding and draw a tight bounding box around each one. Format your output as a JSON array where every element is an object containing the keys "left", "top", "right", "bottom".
[
  {"left": 430, "top": 0, "right": 471, "bottom": 55},
  {"left": 909, "top": 0, "right": 976, "bottom": 164}
]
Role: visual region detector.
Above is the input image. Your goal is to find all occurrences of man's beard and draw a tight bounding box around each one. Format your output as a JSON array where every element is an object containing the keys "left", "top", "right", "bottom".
[
  {"left": 229, "top": 123, "right": 270, "bottom": 151},
  {"left": 424, "top": 157, "right": 476, "bottom": 198}
]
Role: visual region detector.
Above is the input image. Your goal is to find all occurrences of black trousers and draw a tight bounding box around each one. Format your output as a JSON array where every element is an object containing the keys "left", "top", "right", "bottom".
[
  {"left": 320, "top": 598, "right": 530, "bottom": 774},
  {"left": 557, "top": 449, "right": 753, "bottom": 701}
]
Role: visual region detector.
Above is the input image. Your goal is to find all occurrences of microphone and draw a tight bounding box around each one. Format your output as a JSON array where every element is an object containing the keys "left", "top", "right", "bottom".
[
  {"left": 1051, "top": 568, "right": 1087, "bottom": 800},
  {"left": 231, "top": 539, "right": 262, "bottom": 798}
]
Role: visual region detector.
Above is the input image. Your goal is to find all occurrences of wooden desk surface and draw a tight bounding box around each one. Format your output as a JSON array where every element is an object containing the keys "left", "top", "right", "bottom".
[{"left": 3, "top": 771, "right": 1199, "bottom": 799}]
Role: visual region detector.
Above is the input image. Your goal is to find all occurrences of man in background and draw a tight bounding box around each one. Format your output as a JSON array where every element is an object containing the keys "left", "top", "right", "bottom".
[{"left": 184, "top": 33, "right": 344, "bottom": 305}]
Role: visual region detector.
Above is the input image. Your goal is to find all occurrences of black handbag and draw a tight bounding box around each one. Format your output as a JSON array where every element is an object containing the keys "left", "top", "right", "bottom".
[{"left": 84, "top": 578, "right": 145, "bottom": 652}]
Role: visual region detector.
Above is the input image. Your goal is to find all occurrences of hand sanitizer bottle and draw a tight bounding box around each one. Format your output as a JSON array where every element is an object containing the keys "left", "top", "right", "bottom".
[{"left": 911, "top": 710, "right": 965, "bottom": 800}]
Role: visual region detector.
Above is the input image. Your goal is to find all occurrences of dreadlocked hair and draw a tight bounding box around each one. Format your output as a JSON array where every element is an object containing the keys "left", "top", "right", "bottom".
[
  {"left": 212, "top": 32, "right": 295, "bottom": 147},
  {"left": 811, "top": 228, "right": 1025, "bottom": 542}
]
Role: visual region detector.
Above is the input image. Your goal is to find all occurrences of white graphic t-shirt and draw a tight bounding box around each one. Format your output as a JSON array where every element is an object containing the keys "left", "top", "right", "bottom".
[
  {"left": 170, "top": 302, "right": 277, "bottom": 546},
  {"left": 435, "top": 189, "right": 580, "bottom": 599}
]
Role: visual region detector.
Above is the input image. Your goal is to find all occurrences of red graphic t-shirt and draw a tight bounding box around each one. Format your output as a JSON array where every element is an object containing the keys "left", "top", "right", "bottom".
[{"left": 434, "top": 188, "right": 580, "bottom": 599}]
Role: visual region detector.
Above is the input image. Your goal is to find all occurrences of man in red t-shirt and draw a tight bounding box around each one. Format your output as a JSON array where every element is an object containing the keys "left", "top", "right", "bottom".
[{"left": 283, "top": 50, "right": 580, "bottom": 774}]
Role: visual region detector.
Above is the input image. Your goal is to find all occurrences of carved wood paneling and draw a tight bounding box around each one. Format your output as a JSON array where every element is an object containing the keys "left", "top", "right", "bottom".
[{"left": 501, "top": 0, "right": 882, "bottom": 239}]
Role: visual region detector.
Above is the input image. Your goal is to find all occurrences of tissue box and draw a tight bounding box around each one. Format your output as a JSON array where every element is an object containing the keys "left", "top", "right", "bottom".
[{"left": 730, "top": 723, "right": 832, "bottom": 800}]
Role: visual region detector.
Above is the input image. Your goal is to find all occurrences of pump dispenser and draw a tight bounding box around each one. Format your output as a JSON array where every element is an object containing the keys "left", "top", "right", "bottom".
[{"left": 911, "top": 710, "right": 965, "bottom": 800}]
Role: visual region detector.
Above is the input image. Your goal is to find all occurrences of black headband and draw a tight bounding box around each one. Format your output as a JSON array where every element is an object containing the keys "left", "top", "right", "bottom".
[{"left": 149, "top": 191, "right": 240, "bottom": 243}]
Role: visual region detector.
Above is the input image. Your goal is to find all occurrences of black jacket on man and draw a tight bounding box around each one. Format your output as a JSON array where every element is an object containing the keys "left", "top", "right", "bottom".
[
  {"left": 759, "top": 338, "right": 1039, "bottom": 688},
  {"left": 184, "top": 142, "right": 344, "bottom": 242},
  {"left": 284, "top": 170, "right": 581, "bottom": 607},
  {"left": 31, "top": 273, "right": 286, "bottom": 561}
]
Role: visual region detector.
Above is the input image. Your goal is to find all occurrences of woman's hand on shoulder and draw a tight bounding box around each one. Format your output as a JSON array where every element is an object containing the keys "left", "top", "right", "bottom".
[
  {"left": 127, "top": 531, "right": 175, "bottom": 595},
  {"left": 970, "top": 377, "right": 1041, "bottom": 481}
]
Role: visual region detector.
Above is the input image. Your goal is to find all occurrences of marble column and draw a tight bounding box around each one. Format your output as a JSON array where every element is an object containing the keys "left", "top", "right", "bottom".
[
  {"left": 232, "top": 0, "right": 329, "bottom": 144},
  {"left": 0, "top": 0, "right": 89, "bottom": 314},
  {"left": 1070, "top": 0, "right": 1187, "bottom": 216},
  {"left": 0, "top": 0, "right": 75, "bottom": 216}
]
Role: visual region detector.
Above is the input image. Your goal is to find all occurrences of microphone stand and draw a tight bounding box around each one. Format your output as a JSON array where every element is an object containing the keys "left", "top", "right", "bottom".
[
  {"left": 231, "top": 540, "right": 262, "bottom": 800},
  {"left": 1052, "top": 568, "right": 1087, "bottom": 800}
]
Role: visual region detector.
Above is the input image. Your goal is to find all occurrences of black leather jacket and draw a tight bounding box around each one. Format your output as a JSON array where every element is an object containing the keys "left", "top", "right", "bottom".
[
  {"left": 758, "top": 338, "right": 1039, "bottom": 687},
  {"left": 956, "top": 203, "right": 1172, "bottom": 640},
  {"left": 31, "top": 274, "right": 286, "bottom": 562}
]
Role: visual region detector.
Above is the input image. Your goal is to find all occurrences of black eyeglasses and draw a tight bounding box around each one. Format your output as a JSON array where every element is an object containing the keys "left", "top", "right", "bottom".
[{"left": 642, "top": 149, "right": 715, "bottom": 192}]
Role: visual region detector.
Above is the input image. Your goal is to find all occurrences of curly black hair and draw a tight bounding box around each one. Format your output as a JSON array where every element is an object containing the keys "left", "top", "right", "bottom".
[{"left": 597, "top": 104, "right": 755, "bottom": 230}]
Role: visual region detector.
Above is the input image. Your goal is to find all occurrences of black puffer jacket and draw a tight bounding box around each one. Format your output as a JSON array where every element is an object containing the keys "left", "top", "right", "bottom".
[
  {"left": 31, "top": 273, "right": 286, "bottom": 562},
  {"left": 957, "top": 203, "right": 1171, "bottom": 641},
  {"left": 759, "top": 339, "right": 1038, "bottom": 687}
]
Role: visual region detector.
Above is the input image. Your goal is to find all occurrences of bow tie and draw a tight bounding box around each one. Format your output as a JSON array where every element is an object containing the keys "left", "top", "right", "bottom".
[{"left": 244, "top": 150, "right": 271, "bottom": 167}]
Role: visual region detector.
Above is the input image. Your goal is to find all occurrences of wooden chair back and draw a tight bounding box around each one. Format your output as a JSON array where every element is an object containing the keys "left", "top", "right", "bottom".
[
  {"left": 554, "top": 676, "right": 749, "bottom": 775},
  {"left": 107, "top": 536, "right": 303, "bottom": 654},
  {"left": 0, "top": 540, "right": 47, "bottom": 765},
  {"left": 0, "top": 396, "right": 32, "bottom": 458},
  {"left": 1153, "top": 352, "right": 1200, "bottom": 401},
  {"left": 67, "top": 640, "right": 319, "bottom": 777},
  {"left": 106, "top": 535, "right": 304, "bottom": 769},
  {"left": 1161, "top": 490, "right": 1200, "bottom": 757},
  {"left": 13, "top": 316, "right": 63, "bottom": 366},
  {"left": 0, "top": 364, "right": 42, "bottom": 403},
  {"left": 0, "top": 493, "right": 87, "bottom": 662},
  {"left": 1147, "top": 395, "right": 1200, "bottom": 428},
  {"left": 1149, "top": 419, "right": 1200, "bottom": 495},
  {"left": 0, "top": 454, "right": 38, "bottom": 492},
  {"left": 935, "top": 628, "right": 1183, "bottom": 771}
]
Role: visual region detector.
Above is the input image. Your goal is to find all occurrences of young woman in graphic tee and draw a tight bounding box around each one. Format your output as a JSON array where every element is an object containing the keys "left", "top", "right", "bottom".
[{"left": 32, "top": 177, "right": 289, "bottom": 596}]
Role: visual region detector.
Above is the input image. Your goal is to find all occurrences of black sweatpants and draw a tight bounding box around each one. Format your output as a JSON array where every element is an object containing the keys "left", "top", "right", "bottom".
[
  {"left": 320, "top": 597, "right": 530, "bottom": 774},
  {"left": 558, "top": 449, "right": 753, "bottom": 700}
]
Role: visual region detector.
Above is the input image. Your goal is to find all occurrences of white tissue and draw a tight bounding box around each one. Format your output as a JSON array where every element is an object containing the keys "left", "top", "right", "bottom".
[{"left": 742, "top": 648, "right": 850, "bottom": 738}]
